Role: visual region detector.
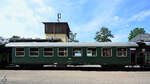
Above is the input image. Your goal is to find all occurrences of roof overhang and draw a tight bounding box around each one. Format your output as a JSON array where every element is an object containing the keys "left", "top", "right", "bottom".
[
  {"left": 5, "top": 42, "right": 138, "bottom": 47},
  {"left": 144, "top": 42, "right": 150, "bottom": 46}
]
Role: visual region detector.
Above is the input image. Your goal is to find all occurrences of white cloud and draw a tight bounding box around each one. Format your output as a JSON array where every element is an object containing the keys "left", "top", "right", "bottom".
[
  {"left": 111, "top": 29, "right": 129, "bottom": 42},
  {"left": 110, "top": 10, "right": 150, "bottom": 42},
  {"left": 114, "top": 16, "right": 119, "bottom": 21},
  {"left": 32, "top": 0, "right": 43, "bottom": 4},
  {"left": 71, "top": 0, "right": 123, "bottom": 42},
  {"left": 128, "top": 10, "right": 150, "bottom": 22},
  {"left": 0, "top": 0, "right": 149, "bottom": 42},
  {"left": 0, "top": 0, "right": 55, "bottom": 38}
]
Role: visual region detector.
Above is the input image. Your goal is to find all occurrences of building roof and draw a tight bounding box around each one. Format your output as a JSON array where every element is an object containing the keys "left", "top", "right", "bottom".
[
  {"left": 6, "top": 42, "right": 138, "bottom": 47},
  {"left": 130, "top": 34, "right": 150, "bottom": 42},
  {"left": 9, "top": 38, "right": 61, "bottom": 42},
  {"left": 0, "top": 37, "right": 9, "bottom": 45},
  {"left": 43, "top": 22, "right": 71, "bottom": 37},
  {"left": 144, "top": 42, "right": 150, "bottom": 46}
]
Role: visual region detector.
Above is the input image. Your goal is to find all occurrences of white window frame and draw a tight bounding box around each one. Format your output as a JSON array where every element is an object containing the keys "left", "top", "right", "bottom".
[
  {"left": 29, "top": 48, "right": 39, "bottom": 57},
  {"left": 117, "top": 48, "right": 127, "bottom": 57},
  {"left": 43, "top": 48, "right": 54, "bottom": 57},
  {"left": 101, "top": 47, "right": 112, "bottom": 57},
  {"left": 86, "top": 47, "right": 97, "bottom": 57},
  {"left": 72, "top": 48, "right": 82, "bottom": 57},
  {"left": 58, "top": 47, "right": 68, "bottom": 57},
  {"left": 15, "top": 48, "right": 25, "bottom": 57}
]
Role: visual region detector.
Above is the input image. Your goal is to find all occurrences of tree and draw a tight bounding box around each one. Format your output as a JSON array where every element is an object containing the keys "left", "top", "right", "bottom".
[
  {"left": 128, "top": 28, "right": 145, "bottom": 41},
  {"left": 11, "top": 35, "right": 20, "bottom": 39},
  {"left": 94, "top": 26, "right": 114, "bottom": 42},
  {"left": 69, "top": 32, "right": 79, "bottom": 42}
]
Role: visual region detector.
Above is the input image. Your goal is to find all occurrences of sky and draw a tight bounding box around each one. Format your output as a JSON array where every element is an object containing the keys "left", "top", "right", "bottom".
[{"left": 0, "top": 0, "right": 150, "bottom": 42}]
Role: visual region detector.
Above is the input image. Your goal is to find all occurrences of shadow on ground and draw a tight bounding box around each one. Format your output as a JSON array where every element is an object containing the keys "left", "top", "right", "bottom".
[{"left": 1, "top": 66, "right": 150, "bottom": 71}]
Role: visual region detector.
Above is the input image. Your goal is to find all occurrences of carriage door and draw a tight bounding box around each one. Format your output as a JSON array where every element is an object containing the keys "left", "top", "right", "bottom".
[
  {"left": 146, "top": 48, "right": 150, "bottom": 64},
  {"left": 130, "top": 48, "right": 136, "bottom": 65},
  {"left": 137, "top": 48, "right": 146, "bottom": 65}
]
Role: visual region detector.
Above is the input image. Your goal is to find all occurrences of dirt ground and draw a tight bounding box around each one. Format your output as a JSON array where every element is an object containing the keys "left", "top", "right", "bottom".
[{"left": 0, "top": 70, "right": 150, "bottom": 84}]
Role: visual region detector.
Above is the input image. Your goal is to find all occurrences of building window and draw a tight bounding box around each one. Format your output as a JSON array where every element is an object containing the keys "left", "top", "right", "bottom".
[
  {"left": 15, "top": 48, "right": 25, "bottom": 57},
  {"left": 117, "top": 48, "right": 127, "bottom": 57},
  {"left": 87, "top": 48, "right": 96, "bottom": 57},
  {"left": 58, "top": 48, "right": 67, "bottom": 57},
  {"left": 73, "top": 48, "right": 82, "bottom": 57},
  {"left": 102, "top": 48, "right": 112, "bottom": 57},
  {"left": 30, "top": 48, "right": 39, "bottom": 57},
  {"left": 44, "top": 48, "right": 53, "bottom": 57}
]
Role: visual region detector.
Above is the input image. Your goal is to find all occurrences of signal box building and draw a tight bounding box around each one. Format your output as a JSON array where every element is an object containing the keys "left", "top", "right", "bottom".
[
  {"left": 130, "top": 34, "right": 150, "bottom": 42},
  {"left": 43, "top": 22, "right": 71, "bottom": 42}
]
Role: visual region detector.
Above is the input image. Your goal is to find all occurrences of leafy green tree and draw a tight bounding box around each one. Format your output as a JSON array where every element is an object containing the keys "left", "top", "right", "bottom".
[
  {"left": 11, "top": 35, "right": 20, "bottom": 39},
  {"left": 69, "top": 32, "right": 79, "bottom": 42},
  {"left": 128, "top": 28, "right": 145, "bottom": 41},
  {"left": 94, "top": 26, "right": 114, "bottom": 42}
]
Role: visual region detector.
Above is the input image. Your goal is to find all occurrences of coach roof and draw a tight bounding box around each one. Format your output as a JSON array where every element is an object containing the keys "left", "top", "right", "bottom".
[{"left": 5, "top": 42, "right": 138, "bottom": 47}]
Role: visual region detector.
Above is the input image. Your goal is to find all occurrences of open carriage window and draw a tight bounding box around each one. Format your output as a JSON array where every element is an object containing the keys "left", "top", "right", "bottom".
[
  {"left": 73, "top": 48, "right": 82, "bottom": 57},
  {"left": 117, "top": 48, "right": 127, "bottom": 57},
  {"left": 44, "top": 48, "right": 53, "bottom": 57},
  {"left": 87, "top": 48, "right": 96, "bottom": 57},
  {"left": 30, "top": 48, "right": 39, "bottom": 57},
  {"left": 102, "top": 48, "right": 112, "bottom": 57},
  {"left": 58, "top": 48, "right": 67, "bottom": 57},
  {"left": 15, "top": 48, "right": 25, "bottom": 57}
]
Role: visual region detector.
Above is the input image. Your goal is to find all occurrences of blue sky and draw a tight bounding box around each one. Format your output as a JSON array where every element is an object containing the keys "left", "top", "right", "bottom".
[{"left": 0, "top": 0, "right": 150, "bottom": 42}]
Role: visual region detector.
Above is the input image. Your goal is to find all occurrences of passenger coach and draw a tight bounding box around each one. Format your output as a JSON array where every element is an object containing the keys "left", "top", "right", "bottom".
[{"left": 6, "top": 42, "right": 143, "bottom": 68}]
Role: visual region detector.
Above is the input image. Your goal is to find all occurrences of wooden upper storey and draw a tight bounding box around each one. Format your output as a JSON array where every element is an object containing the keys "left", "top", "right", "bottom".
[{"left": 43, "top": 22, "right": 71, "bottom": 38}]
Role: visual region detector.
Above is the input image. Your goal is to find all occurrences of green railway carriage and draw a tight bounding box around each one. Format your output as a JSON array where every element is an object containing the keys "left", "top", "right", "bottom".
[{"left": 5, "top": 42, "right": 139, "bottom": 67}]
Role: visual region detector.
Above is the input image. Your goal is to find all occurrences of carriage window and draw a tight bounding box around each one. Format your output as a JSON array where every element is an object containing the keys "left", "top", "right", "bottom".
[
  {"left": 58, "top": 48, "right": 67, "bottom": 57},
  {"left": 16, "top": 48, "right": 24, "bottom": 57},
  {"left": 87, "top": 48, "right": 96, "bottom": 57},
  {"left": 117, "top": 48, "right": 127, "bottom": 57},
  {"left": 30, "top": 48, "right": 39, "bottom": 57},
  {"left": 73, "top": 48, "right": 82, "bottom": 57},
  {"left": 102, "top": 48, "right": 112, "bottom": 57},
  {"left": 44, "top": 48, "right": 53, "bottom": 57}
]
